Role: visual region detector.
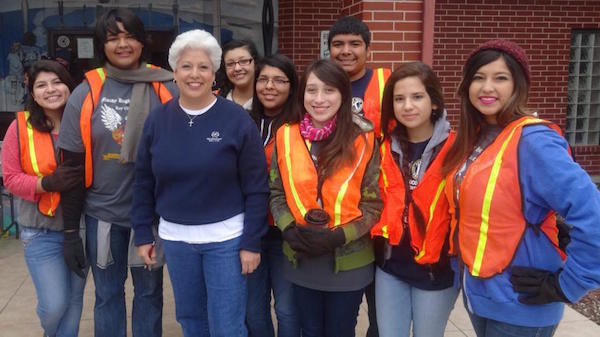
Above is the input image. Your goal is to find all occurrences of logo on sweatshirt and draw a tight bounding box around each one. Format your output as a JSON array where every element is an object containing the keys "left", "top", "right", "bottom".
[{"left": 206, "top": 131, "right": 222, "bottom": 143}]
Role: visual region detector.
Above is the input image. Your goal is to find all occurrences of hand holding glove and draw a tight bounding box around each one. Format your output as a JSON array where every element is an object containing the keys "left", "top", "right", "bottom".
[
  {"left": 63, "top": 230, "right": 86, "bottom": 279},
  {"left": 509, "top": 266, "right": 570, "bottom": 305},
  {"left": 41, "top": 165, "right": 84, "bottom": 192},
  {"left": 296, "top": 225, "right": 345, "bottom": 257},
  {"left": 281, "top": 223, "right": 311, "bottom": 254}
]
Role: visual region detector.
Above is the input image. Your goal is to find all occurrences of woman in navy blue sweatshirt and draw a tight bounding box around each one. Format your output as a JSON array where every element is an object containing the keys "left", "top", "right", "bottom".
[{"left": 131, "top": 29, "right": 269, "bottom": 337}]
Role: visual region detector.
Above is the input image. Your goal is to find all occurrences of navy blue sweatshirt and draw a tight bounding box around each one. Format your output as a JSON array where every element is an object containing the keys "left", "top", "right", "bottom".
[{"left": 132, "top": 96, "right": 269, "bottom": 252}]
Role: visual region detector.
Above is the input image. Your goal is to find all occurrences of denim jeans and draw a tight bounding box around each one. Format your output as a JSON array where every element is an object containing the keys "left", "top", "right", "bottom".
[
  {"left": 21, "top": 227, "right": 87, "bottom": 337},
  {"left": 85, "top": 216, "right": 163, "bottom": 337},
  {"left": 375, "top": 267, "right": 458, "bottom": 337},
  {"left": 293, "top": 284, "right": 364, "bottom": 337},
  {"left": 246, "top": 233, "right": 300, "bottom": 337},
  {"left": 365, "top": 279, "right": 379, "bottom": 337},
  {"left": 163, "top": 236, "right": 247, "bottom": 337},
  {"left": 468, "top": 311, "right": 558, "bottom": 337}
]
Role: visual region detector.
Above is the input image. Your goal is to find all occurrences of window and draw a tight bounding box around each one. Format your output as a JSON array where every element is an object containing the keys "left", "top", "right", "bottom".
[{"left": 567, "top": 30, "right": 600, "bottom": 145}]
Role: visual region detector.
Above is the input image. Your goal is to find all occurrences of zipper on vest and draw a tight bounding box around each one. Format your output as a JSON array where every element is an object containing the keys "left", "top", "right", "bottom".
[
  {"left": 452, "top": 206, "right": 460, "bottom": 254},
  {"left": 427, "top": 264, "right": 436, "bottom": 281}
]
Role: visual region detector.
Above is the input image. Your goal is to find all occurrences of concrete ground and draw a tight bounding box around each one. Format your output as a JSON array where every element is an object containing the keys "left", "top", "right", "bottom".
[{"left": 1, "top": 236, "right": 599, "bottom": 337}]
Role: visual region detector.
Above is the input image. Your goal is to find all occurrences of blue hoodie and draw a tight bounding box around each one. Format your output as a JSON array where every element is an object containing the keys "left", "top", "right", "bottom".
[{"left": 462, "top": 124, "right": 600, "bottom": 327}]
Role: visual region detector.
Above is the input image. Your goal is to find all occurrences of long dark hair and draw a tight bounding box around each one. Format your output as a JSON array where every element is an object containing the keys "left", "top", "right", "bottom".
[
  {"left": 95, "top": 8, "right": 148, "bottom": 65},
  {"left": 285, "top": 59, "right": 361, "bottom": 180},
  {"left": 217, "top": 40, "right": 259, "bottom": 97},
  {"left": 441, "top": 51, "right": 530, "bottom": 175},
  {"left": 250, "top": 54, "right": 298, "bottom": 133},
  {"left": 25, "top": 60, "right": 75, "bottom": 132}
]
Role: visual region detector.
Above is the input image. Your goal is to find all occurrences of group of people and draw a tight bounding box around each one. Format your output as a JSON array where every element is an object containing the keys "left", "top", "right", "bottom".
[{"left": 3, "top": 7, "right": 600, "bottom": 337}]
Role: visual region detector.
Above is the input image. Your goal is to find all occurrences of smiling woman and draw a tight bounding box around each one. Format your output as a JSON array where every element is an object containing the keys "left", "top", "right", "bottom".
[
  {"left": 1, "top": 59, "right": 86, "bottom": 337},
  {"left": 441, "top": 39, "right": 600, "bottom": 337},
  {"left": 132, "top": 29, "right": 269, "bottom": 337},
  {"left": 219, "top": 40, "right": 259, "bottom": 111},
  {"left": 268, "top": 59, "right": 383, "bottom": 337}
]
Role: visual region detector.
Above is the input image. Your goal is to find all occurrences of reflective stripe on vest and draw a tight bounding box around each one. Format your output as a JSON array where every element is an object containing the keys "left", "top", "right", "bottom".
[
  {"left": 16, "top": 111, "right": 60, "bottom": 216},
  {"left": 446, "top": 116, "right": 563, "bottom": 278},
  {"left": 363, "top": 68, "right": 391, "bottom": 137},
  {"left": 80, "top": 65, "right": 173, "bottom": 187},
  {"left": 371, "top": 132, "right": 454, "bottom": 264},
  {"left": 276, "top": 123, "right": 374, "bottom": 228}
]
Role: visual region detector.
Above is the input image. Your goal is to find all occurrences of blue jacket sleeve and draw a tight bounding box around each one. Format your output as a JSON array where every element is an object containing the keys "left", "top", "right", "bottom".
[
  {"left": 237, "top": 114, "right": 269, "bottom": 252},
  {"left": 519, "top": 125, "right": 600, "bottom": 302},
  {"left": 131, "top": 105, "right": 160, "bottom": 246}
]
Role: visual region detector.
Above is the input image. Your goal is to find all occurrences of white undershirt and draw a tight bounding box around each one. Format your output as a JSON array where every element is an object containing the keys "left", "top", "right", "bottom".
[
  {"left": 180, "top": 98, "right": 217, "bottom": 115},
  {"left": 158, "top": 213, "right": 245, "bottom": 244}
]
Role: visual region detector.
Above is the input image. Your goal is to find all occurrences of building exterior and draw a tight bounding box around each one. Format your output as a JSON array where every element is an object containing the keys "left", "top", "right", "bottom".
[
  {"left": 278, "top": 0, "right": 600, "bottom": 178},
  {"left": 0, "top": 0, "right": 598, "bottom": 177}
]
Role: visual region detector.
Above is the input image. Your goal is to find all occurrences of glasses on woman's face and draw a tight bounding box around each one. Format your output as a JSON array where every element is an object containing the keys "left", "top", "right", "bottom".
[
  {"left": 225, "top": 58, "right": 253, "bottom": 69},
  {"left": 256, "top": 76, "right": 290, "bottom": 88}
]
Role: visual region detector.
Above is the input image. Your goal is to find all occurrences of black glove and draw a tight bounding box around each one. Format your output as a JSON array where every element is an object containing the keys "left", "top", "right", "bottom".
[
  {"left": 281, "top": 223, "right": 311, "bottom": 254},
  {"left": 510, "top": 266, "right": 570, "bottom": 305},
  {"left": 296, "top": 225, "right": 345, "bottom": 257},
  {"left": 556, "top": 215, "right": 571, "bottom": 251},
  {"left": 41, "top": 165, "right": 84, "bottom": 192},
  {"left": 63, "top": 230, "right": 86, "bottom": 279}
]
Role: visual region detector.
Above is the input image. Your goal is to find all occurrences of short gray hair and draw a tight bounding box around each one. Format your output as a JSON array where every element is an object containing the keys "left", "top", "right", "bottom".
[{"left": 168, "top": 29, "right": 222, "bottom": 72}]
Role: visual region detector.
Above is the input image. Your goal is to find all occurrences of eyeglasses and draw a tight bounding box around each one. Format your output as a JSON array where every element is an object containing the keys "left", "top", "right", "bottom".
[
  {"left": 256, "top": 77, "right": 290, "bottom": 87},
  {"left": 225, "top": 58, "right": 253, "bottom": 69}
]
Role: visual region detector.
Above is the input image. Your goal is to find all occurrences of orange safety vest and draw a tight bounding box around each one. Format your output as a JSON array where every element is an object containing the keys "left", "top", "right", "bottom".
[
  {"left": 363, "top": 68, "right": 391, "bottom": 137},
  {"left": 371, "top": 132, "right": 455, "bottom": 264},
  {"left": 446, "top": 117, "right": 564, "bottom": 278},
  {"left": 80, "top": 65, "right": 173, "bottom": 187},
  {"left": 275, "top": 123, "right": 375, "bottom": 228},
  {"left": 15, "top": 111, "right": 59, "bottom": 217}
]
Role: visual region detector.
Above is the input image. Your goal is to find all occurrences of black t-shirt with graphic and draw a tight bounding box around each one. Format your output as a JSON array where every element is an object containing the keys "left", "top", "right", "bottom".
[{"left": 350, "top": 68, "right": 373, "bottom": 116}]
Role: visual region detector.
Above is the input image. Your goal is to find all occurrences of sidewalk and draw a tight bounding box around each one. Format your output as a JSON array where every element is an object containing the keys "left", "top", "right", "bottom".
[{"left": 2, "top": 237, "right": 599, "bottom": 337}]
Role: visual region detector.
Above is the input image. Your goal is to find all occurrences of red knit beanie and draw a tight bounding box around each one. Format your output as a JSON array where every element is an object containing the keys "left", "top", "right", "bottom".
[{"left": 466, "top": 39, "right": 530, "bottom": 84}]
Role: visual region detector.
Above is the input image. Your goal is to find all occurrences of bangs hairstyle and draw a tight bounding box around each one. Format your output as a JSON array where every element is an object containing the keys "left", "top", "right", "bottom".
[
  {"left": 295, "top": 59, "right": 361, "bottom": 180},
  {"left": 441, "top": 50, "right": 530, "bottom": 176},
  {"left": 380, "top": 61, "right": 445, "bottom": 141},
  {"left": 218, "top": 40, "right": 259, "bottom": 97},
  {"left": 328, "top": 16, "right": 371, "bottom": 47},
  {"left": 250, "top": 53, "right": 298, "bottom": 132},
  {"left": 26, "top": 60, "right": 75, "bottom": 132},
  {"left": 95, "top": 8, "right": 147, "bottom": 65},
  {"left": 168, "top": 29, "right": 222, "bottom": 72}
]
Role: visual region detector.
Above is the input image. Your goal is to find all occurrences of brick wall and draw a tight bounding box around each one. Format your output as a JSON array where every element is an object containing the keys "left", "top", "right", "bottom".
[
  {"left": 277, "top": 0, "right": 342, "bottom": 72},
  {"left": 433, "top": 0, "right": 600, "bottom": 176},
  {"left": 278, "top": 0, "right": 424, "bottom": 73}
]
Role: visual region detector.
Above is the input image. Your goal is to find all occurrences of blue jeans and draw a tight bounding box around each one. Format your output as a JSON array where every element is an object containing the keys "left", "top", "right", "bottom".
[
  {"left": 375, "top": 267, "right": 458, "bottom": 337},
  {"left": 21, "top": 226, "right": 87, "bottom": 337},
  {"left": 163, "top": 236, "right": 247, "bottom": 337},
  {"left": 246, "top": 233, "right": 300, "bottom": 337},
  {"left": 468, "top": 311, "right": 558, "bottom": 337},
  {"left": 293, "top": 284, "right": 364, "bottom": 337},
  {"left": 86, "top": 216, "right": 163, "bottom": 337}
]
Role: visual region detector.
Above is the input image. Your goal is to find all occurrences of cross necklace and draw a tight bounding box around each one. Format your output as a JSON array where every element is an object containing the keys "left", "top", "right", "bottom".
[{"left": 185, "top": 113, "right": 199, "bottom": 127}]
